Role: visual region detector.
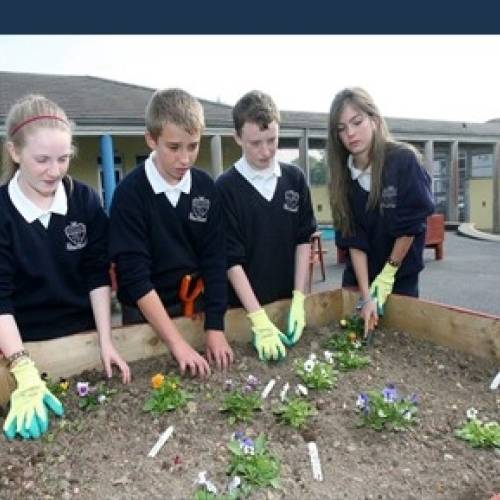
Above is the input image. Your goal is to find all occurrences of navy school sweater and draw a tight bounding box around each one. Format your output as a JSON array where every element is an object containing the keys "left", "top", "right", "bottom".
[
  {"left": 335, "top": 146, "right": 435, "bottom": 291},
  {"left": 109, "top": 165, "right": 227, "bottom": 331},
  {"left": 0, "top": 179, "right": 110, "bottom": 341},
  {"left": 215, "top": 162, "right": 317, "bottom": 307}
]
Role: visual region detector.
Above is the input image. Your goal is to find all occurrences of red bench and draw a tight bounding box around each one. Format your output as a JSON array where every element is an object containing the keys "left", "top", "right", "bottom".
[{"left": 336, "top": 213, "right": 445, "bottom": 264}]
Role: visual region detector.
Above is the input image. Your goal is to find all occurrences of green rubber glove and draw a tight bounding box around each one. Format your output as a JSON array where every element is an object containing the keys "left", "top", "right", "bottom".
[
  {"left": 283, "top": 290, "right": 306, "bottom": 347},
  {"left": 3, "top": 358, "right": 64, "bottom": 440},
  {"left": 369, "top": 262, "right": 398, "bottom": 315},
  {"left": 247, "top": 309, "right": 287, "bottom": 361}
]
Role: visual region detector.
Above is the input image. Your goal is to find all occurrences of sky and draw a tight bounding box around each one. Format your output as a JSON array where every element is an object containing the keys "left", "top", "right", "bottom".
[{"left": 1, "top": 35, "right": 500, "bottom": 123}]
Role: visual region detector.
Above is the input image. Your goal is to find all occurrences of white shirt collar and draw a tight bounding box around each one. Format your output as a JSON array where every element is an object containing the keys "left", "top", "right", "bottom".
[
  {"left": 235, "top": 156, "right": 281, "bottom": 202},
  {"left": 8, "top": 170, "right": 67, "bottom": 227},
  {"left": 348, "top": 154, "right": 371, "bottom": 192},
  {"left": 145, "top": 152, "right": 191, "bottom": 207},
  {"left": 235, "top": 156, "right": 281, "bottom": 180}
]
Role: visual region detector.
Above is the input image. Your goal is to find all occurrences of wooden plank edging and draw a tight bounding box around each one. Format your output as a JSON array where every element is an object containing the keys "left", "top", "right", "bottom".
[{"left": 24, "top": 288, "right": 499, "bottom": 380}]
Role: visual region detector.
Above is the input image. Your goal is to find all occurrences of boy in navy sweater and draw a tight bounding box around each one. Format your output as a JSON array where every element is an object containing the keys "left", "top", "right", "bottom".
[
  {"left": 216, "top": 91, "right": 316, "bottom": 362},
  {"left": 0, "top": 94, "right": 130, "bottom": 441},
  {"left": 110, "top": 88, "right": 233, "bottom": 378}
]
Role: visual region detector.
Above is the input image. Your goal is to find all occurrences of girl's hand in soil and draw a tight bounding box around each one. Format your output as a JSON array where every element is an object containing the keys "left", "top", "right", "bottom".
[
  {"left": 205, "top": 330, "right": 234, "bottom": 372},
  {"left": 169, "top": 339, "right": 211, "bottom": 379},
  {"left": 360, "top": 300, "right": 378, "bottom": 337},
  {"left": 100, "top": 342, "right": 131, "bottom": 384}
]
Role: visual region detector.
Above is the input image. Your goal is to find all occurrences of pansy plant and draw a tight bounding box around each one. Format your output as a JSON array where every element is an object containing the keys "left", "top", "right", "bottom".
[
  {"left": 227, "top": 433, "right": 280, "bottom": 494},
  {"left": 355, "top": 384, "right": 418, "bottom": 431},
  {"left": 273, "top": 397, "right": 317, "bottom": 429},
  {"left": 333, "top": 350, "right": 370, "bottom": 371},
  {"left": 143, "top": 373, "right": 192, "bottom": 415},
  {"left": 324, "top": 316, "right": 366, "bottom": 353},
  {"left": 76, "top": 381, "right": 117, "bottom": 411},
  {"left": 295, "top": 353, "right": 337, "bottom": 390},
  {"left": 455, "top": 408, "right": 500, "bottom": 448},
  {"left": 220, "top": 376, "right": 262, "bottom": 425},
  {"left": 41, "top": 373, "right": 70, "bottom": 398}
]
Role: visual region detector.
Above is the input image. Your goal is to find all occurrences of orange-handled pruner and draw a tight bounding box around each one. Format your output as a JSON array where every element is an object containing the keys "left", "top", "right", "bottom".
[{"left": 178, "top": 274, "right": 204, "bottom": 318}]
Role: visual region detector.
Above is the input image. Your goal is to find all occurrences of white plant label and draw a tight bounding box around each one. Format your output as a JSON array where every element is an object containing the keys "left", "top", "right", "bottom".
[
  {"left": 490, "top": 370, "right": 500, "bottom": 390},
  {"left": 261, "top": 379, "right": 276, "bottom": 399},
  {"left": 307, "top": 441, "right": 323, "bottom": 481},
  {"left": 148, "top": 425, "right": 174, "bottom": 458}
]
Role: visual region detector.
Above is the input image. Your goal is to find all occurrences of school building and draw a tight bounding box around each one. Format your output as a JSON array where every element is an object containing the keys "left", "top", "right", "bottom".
[{"left": 1, "top": 71, "right": 500, "bottom": 232}]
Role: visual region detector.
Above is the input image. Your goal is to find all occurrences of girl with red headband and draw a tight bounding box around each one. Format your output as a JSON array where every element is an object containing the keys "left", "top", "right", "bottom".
[{"left": 0, "top": 94, "right": 130, "bottom": 441}]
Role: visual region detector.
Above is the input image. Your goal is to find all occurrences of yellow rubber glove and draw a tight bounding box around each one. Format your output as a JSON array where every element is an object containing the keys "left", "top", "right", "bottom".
[
  {"left": 284, "top": 290, "right": 306, "bottom": 346},
  {"left": 247, "top": 309, "right": 287, "bottom": 361},
  {"left": 3, "top": 358, "right": 64, "bottom": 440},
  {"left": 369, "top": 262, "right": 398, "bottom": 316}
]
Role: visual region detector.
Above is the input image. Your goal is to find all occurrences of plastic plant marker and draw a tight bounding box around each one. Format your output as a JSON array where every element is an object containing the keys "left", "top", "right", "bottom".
[
  {"left": 148, "top": 425, "right": 174, "bottom": 458},
  {"left": 307, "top": 441, "right": 323, "bottom": 481}
]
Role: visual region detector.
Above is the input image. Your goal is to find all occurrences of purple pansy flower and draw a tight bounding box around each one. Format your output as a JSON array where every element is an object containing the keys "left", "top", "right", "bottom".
[
  {"left": 76, "top": 382, "right": 89, "bottom": 397},
  {"left": 356, "top": 392, "right": 369, "bottom": 410},
  {"left": 246, "top": 375, "right": 258, "bottom": 387},
  {"left": 240, "top": 437, "right": 255, "bottom": 455},
  {"left": 382, "top": 384, "right": 398, "bottom": 403},
  {"left": 232, "top": 431, "right": 245, "bottom": 442}
]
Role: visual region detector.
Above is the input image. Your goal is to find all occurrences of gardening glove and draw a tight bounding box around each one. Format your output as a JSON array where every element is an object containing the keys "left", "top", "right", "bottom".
[
  {"left": 3, "top": 358, "right": 64, "bottom": 440},
  {"left": 369, "top": 262, "right": 398, "bottom": 316},
  {"left": 247, "top": 309, "right": 287, "bottom": 362},
  {"left": 283, "top": 290, "right": 306, "bottom": 347}
]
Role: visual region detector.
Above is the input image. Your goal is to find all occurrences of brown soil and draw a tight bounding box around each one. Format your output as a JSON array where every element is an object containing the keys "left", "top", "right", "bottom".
[{"left": 1, "top": 324, "right": 499, "bottom": 500}]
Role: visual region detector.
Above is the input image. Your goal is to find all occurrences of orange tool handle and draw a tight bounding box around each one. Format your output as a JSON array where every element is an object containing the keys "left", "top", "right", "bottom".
[{"left": 178, "top": 274, "right": 204, "bottom": 318}]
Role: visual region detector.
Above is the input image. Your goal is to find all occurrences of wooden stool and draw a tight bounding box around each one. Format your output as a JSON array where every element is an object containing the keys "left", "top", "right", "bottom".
[{"left": 309, "top": 231, "right": 327, "bottom": 292}]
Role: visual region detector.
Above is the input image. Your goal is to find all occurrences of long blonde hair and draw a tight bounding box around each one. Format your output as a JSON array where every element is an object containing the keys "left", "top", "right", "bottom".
[
  {"left": 327, "top": 87, "right": 416, "bottom": 236},
  {"left": 1, "top": 94, "right": 73, "bottom": 185}
]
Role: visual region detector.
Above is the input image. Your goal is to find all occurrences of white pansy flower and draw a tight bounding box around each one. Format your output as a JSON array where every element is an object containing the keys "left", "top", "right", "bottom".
[
  {"left": 303, "top": 359, "right": 315, "bottom": 373},
  {"left": 466, "top": 407, "right": 478, "bottom": 420}
]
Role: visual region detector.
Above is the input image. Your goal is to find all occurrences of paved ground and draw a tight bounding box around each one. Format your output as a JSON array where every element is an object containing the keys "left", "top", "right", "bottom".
[{"left": 312, "top": 231, "right": 500, "bottom": 317}]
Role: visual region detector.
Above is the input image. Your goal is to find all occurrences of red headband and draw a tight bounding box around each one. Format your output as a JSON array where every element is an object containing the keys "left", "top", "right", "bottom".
[{"left": 9, "top": 115, "right": 70, "bottom": 136}]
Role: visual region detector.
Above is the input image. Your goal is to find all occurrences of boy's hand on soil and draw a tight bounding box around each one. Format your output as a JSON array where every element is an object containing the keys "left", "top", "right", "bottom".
[
  {"left": 100, "top": 342, "right": 132, "bottom": 384},
  {"left": 284, "top": 290, "right": 306, "bottom": 346},
  {"left": 247, "top": 309, "right": 287, "bottom": 362},
  {"left": 205, "top": 330, "right": 234, "bottom": 371},
  {"left": 3, "top": 358, "right": 64, "bottom": 440},
  {"left": 369, "top": 263, "right": 397, "bottom": 315},
  {"left": 170, "top": 340, "right": 211, "bottom": 379}
]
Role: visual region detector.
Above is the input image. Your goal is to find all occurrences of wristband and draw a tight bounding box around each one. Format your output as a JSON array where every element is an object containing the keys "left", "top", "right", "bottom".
[
  {"left": 6, "top": 349, "right": 30, "bottom": 368},
  {"left": 356, "top": 297, "right": 374, "bottom": 311}
]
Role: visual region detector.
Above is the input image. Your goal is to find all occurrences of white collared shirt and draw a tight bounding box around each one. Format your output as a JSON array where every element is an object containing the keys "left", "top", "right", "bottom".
[
  {"left": 8, "top": 170, "right": 68, "bottom": 228},
  {"left": 235, "top": 156, "right": 281, "bottom": 201},
  {"left": 348, "top": 154, "right": 372, "bottom": 192},
  {"left": 145, "top": 152, "right": 191, "bottom": 207}
]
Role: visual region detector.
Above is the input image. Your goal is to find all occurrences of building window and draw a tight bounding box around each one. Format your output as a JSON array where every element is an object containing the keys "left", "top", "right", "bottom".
[
  {"left": 432, "top": 158, "right": 448, "bottom": 216},
  {"left": 471, "top": 153, "right": 493, "bottom": 178}
]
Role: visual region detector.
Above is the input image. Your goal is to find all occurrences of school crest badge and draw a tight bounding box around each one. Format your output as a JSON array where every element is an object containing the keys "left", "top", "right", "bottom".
[
  {"left": 381, "top": 185, "right": 397, "bottom": 209},
  {"left": 189, "top": 196, "right": 210, "bottom": 222},
  {"left": 64, "top": 221, "right": 87, "bottom": 251},
  {"left": 283, "top": 190, "right": 299, "bottom": 212}
]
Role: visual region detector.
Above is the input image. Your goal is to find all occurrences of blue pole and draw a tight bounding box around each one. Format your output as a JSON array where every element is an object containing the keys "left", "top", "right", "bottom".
[{"left": 100, "top": 135, "right": 116, "bottom": 213}]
